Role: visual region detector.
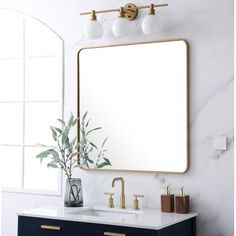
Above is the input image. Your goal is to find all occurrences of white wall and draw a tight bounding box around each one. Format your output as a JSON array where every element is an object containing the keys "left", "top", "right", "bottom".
[{"left": 0, "top": 0, "right": 234, "bottom": 235}]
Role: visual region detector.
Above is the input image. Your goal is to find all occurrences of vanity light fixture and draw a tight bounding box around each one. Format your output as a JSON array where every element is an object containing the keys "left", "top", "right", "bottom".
[
  {"left": 84, "top": 10, "right": 103, "bottom": 40},
  {"left": 141, "top": 4, "right": 162, "bottom": 35},
  {"left": 80, "top": 2, "right": 168, "bottom": 39},
  {"left": 112, "top": 7, "right": 133, "bottom": 37}
]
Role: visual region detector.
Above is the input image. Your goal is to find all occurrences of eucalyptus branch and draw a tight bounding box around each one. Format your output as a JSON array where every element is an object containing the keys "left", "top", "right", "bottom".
[
  {"left": 57, "top": 140, "right": 69, "bottom": 176},
  {"left": 36, "top": 112, "right": 112, "bottom": 181}
]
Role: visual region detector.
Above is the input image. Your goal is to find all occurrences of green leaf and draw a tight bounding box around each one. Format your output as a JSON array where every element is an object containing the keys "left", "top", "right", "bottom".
[
  {"left": 70, "top": 152, "right": 80, "bottom": 159},
  {"left": 50, "top": 126, "right": 57, "bottom": 141},
  {"left": 74, "top": 142, "right": 80, "bottom": 150},
  {"left": 65, "top": 137, "right": 70, "bottom": 147},
  {"left": 102, "top": 137, "right": 108, "bottom": 148},
  {"left": 85, "top": 119, "right": 91, "bottom": 127},
  {"left": 89, "top": 142, "right": 98, "bottom": 150},
  {"left": 61, "top": 128, "right": 69, "bottom": 144},
  {"left": 97, "top": 162, "right": 109, "bottom": 168},
  {"left": 82, "top": 111, "right": 88, "bottom": 121},
  {"left": 86, "top": 127, "right": 101, "bottom": 135},
  {"left": 82, "top": 159, "right": 89, "bottom": 168},
  {"left": 50, "top": 149, "right": 59, "bottom": 160},
  {"left": 35, "top": 143, "right": 46, "bottom": 147},
  {"left": 72, "top": 117, "right": 80, "bottom": 126},
  {"left": 87, "top": 146, "right": 93, "bottom": 154},
  {"left": 103, "top": 157, "right": 111, "bottom": 166},
  {"left": 87, "top": 158, "right": 94, "bottom": 164},
  {"left": 68, "top": 113, "right": 74, "bottom": 127},
  {"left": 54, "top": 127, "right": 62, "bottom": 133},
  {"left": 50, "top": 158, "right": 59, "bottom": 164},
  {"left": 57, "top": 119, "right": 66, "bottom": 126},
  {"left": 36, "top": 150, "right": 51, "bottom": 159},
  {"left": 47, "top": 163, "right": 58, "bottom": 168},
  {"left": 67, "top": 141, "right": 73, "bottom": 154}
]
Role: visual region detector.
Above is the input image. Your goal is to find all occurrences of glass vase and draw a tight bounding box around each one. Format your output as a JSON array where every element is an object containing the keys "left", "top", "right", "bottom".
[{"left": 64, "top": 178, "right": 83, "bottom": 207}]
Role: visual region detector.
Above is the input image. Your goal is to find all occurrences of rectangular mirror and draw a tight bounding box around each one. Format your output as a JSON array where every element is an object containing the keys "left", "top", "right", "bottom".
[{"left": 78, "top": 40, "right": 189, "bottom": 173}]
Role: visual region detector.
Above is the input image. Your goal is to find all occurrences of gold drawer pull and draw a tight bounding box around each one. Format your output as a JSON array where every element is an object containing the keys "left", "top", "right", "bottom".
[
  {"left": 104, "top": 232, "right": 126, "bottom": 236},
  {"left": 41, "top": 225, "right": 61, "bottom": 231}
]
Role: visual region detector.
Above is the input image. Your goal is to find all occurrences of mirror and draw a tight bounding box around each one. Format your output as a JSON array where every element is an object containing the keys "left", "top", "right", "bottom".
[{"left": 78, "top": 40, "right": 189, "bottom": 173}]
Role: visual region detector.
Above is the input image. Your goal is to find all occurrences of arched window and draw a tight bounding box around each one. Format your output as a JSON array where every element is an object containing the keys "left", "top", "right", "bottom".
[{"left": 0, "top": 10, "right": 63, "bottom": 195}]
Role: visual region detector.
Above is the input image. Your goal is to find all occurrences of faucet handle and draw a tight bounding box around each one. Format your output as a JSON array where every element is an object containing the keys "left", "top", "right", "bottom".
[
  {"left": 104, "top": 192, "right": 114, "bottom": 208},
  {"left": 133, "top": 194, "right": 144, "bottom": 210}
]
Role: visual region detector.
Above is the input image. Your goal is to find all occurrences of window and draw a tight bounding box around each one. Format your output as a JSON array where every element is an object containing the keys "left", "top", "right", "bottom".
[{"left": 0, "top": 10, "right": 63, "bottom": 195}]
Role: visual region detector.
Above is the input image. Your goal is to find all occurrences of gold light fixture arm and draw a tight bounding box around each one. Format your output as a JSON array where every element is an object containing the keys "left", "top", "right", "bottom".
[
  {"left": 80, "top": 8, "right": 120, "bottom": 16},
  {"left": 80, "top": 3, "right": 168, "bottom": 21},
  {"left": 138, "top": 3, "right": 168, "bottom": 10}
]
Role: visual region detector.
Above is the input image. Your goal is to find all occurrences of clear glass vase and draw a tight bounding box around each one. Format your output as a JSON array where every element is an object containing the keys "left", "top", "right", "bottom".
[{"left": 64, "top": 178, "right": 83, "bottom": 207}]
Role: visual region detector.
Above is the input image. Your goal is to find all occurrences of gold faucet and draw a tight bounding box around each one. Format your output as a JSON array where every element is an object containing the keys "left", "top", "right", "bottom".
[{"left": 112, "top": 177, "right": 126, "bottom": 209}]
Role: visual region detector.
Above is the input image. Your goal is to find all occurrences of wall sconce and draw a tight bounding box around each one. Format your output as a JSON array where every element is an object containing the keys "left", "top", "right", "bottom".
[
  {"left": 81, "top": 2, "right": 168, "bottom": 39},
  {"left": 84, "top": 10, "right": 103, "bottom": 40}
]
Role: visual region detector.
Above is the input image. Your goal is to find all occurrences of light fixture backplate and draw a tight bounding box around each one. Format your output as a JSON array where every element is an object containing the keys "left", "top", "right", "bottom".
[{"left": 123, "top": 3, "right": 138, "bottom": 21}]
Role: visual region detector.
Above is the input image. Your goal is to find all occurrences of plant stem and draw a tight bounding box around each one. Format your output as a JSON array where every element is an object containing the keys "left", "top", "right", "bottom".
[{"left": 57, "top": 140, "right": 71, "bottom": 178}]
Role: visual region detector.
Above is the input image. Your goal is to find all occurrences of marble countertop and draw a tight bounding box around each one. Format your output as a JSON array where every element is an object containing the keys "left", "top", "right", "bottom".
[{"left": 17, "top": 205, "right": 198, "bottom": 230}]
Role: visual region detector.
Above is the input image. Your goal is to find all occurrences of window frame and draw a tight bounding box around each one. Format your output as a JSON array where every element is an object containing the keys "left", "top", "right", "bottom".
[{"left": 0, "top": 10, "right": 64, "bottom": 197}]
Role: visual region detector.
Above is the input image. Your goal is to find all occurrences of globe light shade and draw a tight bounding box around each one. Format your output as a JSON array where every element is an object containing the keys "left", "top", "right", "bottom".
[
  {"left": 112, "top": 17, "right": 131, "bottom": 37},
  {"left": 84, "top": 20, "right": 103, "bottom": 39},
  {"left": 141, "top": 14, "right": 162, "bottom": 35}
]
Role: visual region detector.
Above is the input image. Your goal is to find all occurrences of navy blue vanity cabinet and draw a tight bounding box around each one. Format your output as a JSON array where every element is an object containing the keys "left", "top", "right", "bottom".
[
  {"left": 18, "top": 216, "right": 157, "bottom": 236},
  {"left": 18, "top": 216, "right": 196, "bottom": 236},
  {"left": 158, "top": 217, "right": 196, "bottom": 236}
]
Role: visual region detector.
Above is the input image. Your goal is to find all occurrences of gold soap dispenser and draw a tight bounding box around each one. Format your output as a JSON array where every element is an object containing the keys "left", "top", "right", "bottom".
[
  {"left": 175, "top": 187, "right": 189, "bottom": 214},
  {"left": 161, "top": 186, "right": 174, "bottom": 213}
]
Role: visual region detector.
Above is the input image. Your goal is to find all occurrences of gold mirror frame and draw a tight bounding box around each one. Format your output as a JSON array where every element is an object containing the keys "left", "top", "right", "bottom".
[{"left": 77, "top": 39, "right": 189, "bottom": 174}]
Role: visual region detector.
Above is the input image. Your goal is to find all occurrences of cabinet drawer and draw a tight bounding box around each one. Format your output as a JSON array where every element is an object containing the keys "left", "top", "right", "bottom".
[
  {"left": 19, "top": 217, "right": 64, "bottom": 236},
  {"left": 18, "top": 216, "right": 196, "bottom": 236},
  {"left": 18, "top": 216, "right": 157, "bottom": 236}
]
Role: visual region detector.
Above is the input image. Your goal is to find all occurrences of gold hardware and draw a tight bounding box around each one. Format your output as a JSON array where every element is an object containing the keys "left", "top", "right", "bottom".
[
  {"left": 80, "top": 3, "right": 168, "bottom": 21},
  {"left": 104, "top": 192, "right": 115, "bottom": 208},
  {"left": 138, "top": 4, "right": 168, "bottom": 10},
  {"left": 149, "top": 4, "right": 155, "bottom": 15},
  {"left": 180, "top": 187, "right": 185, "bottom": 196},
  {"left": 104, "top": 232, "right": 126, "bottom": 236},
  {"left": 112, "top": 177, "right": 126, "bottom": 209},
  {"left": 119, "top": 7, "right": 125, "bottom": 18},
  {"left": 91, "top": 10, "right": 97, "bottom": 21},
  {"left": 133, "top": 194, "right": 144, "bottom": 210},
  {"left": 41, "top": 225, "right": 61, "bottom": 231},
  {"left": 123, "top": 3, "right": 138, "bottom": 21},
  {"left": 77, "top": 39, "right": 190, "bottom": 174},
  {"left": 162, "top": 185, "right": 171, "bottom": 195}
]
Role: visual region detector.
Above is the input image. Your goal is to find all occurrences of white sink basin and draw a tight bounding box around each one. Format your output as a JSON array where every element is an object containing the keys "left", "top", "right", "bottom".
[{"left": 72, "top": 207, "right": 139, "bottom": 220}]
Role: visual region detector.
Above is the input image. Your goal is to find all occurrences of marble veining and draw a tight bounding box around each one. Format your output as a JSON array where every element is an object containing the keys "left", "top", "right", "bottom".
[{"left": 190, "top": 77, "right": 234, "bottom": 127}]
